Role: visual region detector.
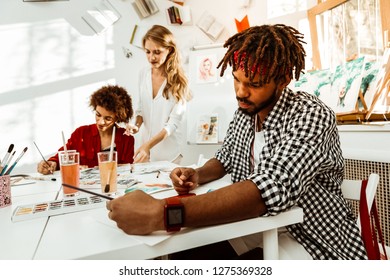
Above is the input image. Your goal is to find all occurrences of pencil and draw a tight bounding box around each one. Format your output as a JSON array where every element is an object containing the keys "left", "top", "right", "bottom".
[
  {"left": 61, "top": 183, "right": 113, "bottom": 200},
  {"left": 33, "top": 141, "right": 54, "bottom": 174}
]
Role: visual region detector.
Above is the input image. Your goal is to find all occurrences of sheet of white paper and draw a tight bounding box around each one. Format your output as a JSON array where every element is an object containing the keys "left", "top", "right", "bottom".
[{"left": 93, "top": 212, "right": 172, "bottom": 246}]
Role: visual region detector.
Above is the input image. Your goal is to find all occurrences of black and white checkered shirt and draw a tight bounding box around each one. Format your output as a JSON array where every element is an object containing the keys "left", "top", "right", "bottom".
[{"left": 215, "top": 88, "right": 367, "bottom": 259}]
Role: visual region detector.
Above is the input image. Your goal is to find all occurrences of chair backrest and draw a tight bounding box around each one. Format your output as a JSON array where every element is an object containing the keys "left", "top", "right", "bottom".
[{"left": 341, "top": 173, "right": 380, "bottom": 230}]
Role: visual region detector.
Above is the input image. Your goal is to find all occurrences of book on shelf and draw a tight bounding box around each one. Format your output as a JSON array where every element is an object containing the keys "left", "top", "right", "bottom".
[
  {"left": 132, "top": 0, "right": 159, "bottom": 19},
  {"left": 129, "top": 24, "right": 149, "bottom": 49},
  {"left": 168, "top": 0, "right": 185, "bottom": 6},
  {"left": 81, "top": 0, "right": 121, "bottom": 35},
  {"left": 196, "top": 11, "right": 224, "bottom": 41},
  {"left": 196, "top": 114, "right": 218, "bottom": 144},
  {"left": 166, "top": 5, "right": 191, "bottom": 25}
]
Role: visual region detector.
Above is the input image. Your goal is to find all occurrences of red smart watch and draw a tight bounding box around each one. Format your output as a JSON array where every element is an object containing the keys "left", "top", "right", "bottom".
[{"left": 164, "top": 193, "right": 195, "bottom": 232}]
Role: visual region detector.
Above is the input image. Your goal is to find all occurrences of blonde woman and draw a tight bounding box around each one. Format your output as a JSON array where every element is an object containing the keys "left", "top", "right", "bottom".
[{"left": 128, "top": 25, "right": 191, "bottom": 164}]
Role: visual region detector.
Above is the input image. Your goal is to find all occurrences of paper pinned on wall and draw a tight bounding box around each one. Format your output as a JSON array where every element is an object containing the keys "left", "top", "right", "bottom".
[{"left": 196, "top": 114, "right": 219, "bottom": 144}]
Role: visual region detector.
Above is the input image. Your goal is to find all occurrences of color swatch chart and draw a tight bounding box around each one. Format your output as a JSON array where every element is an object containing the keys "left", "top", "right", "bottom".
[{"left": 12, "top": 195, "right": 106, "bottom": 222}]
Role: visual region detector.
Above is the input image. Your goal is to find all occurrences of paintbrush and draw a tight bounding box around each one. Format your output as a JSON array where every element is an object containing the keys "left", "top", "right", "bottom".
[
  {"left": 0, "top": 150, "right": 15, "bottom": 176},
  {"left": 105, "top": 126, "right": 116, "bottom": 193},
  {"left": 0, "top": 144, "right": 14, "bottom": 175},
  {"left": 4, "top": 147, "right": 28, "bottom": 175},
  {"left": 62, "top": 183, "right": 113, "bottom": 200},
  {"left": 33, "top": 141, "right": 54, "bottom": 174}
]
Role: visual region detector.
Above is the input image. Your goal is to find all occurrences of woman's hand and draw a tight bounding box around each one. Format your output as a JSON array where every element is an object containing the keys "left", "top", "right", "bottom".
[
  {"left": 37, "top": 160, "right": 56, "bottom": 175},
  {"left": 124, "top": 123, "right": 140, "bottom": 136},
  {"left": 133, "top": 144, "right": 151, "bottom": 163}
]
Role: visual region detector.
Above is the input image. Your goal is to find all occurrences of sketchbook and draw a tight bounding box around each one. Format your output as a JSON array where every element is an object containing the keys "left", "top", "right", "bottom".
[{"left": 79, "top": 161, "right": 177, "bottom": 189}]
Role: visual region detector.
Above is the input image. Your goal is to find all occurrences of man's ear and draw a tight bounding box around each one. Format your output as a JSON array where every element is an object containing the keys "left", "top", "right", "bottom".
[{"left": 277, "top": 75, "right": 292, "bottom": 90}]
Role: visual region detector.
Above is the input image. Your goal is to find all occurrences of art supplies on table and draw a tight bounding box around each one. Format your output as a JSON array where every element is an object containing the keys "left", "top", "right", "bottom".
[
  {"left": 0, "top": 144, "right": 14, "bottom": 175},
  {"left": 3, "top": 147, "right": 28, "bottom": 175},
  {"left": 12, "top": 195, "right": 106, "bottom": 222},
  {"left": 10, "top": 174, "right": 56, "bottom": 186},
  {"left": 79, "top": 162, "right": 175, "bottom": 189},
  {"left": 131, "top": 161, "right": 178, "bottom": 174},
  {"left": 80, "top": 166, "right": 138, "bottom": 189},
  {"left": 124, "top": 183, "right": 173, "bottom": 195}
]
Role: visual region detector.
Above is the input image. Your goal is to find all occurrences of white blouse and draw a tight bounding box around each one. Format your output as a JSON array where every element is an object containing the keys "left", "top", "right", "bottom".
[{"left": 136, "top": 66, "right": 186, "bottom": 162}]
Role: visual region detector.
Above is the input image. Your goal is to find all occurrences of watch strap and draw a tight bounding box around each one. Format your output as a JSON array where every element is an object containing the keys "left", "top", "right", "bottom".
[{"left": 164, "top": 196, "right": 184, "bottom": 232}]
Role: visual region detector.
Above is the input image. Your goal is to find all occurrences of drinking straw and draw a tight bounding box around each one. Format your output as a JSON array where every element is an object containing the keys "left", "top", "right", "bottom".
[
  {"left": 61, "top": 131, "right": 68, "bottom": 162},
  {"left": 109, "top": 126, "right": 115, "bottom": 162}
]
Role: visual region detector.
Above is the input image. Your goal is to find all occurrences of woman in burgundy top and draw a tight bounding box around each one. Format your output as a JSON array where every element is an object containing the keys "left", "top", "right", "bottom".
[{"left": 37, "top": 85, "right": 135, "bottom": 174}]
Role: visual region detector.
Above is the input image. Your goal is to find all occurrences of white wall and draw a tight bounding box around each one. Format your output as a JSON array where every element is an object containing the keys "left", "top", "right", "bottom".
[{"left": 0, "top": 0, "right": 316, "bottom": 173}]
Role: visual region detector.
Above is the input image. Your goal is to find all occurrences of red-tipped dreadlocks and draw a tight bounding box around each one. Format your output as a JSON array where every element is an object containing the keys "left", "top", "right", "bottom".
[{"left": 217, "top": 24, "right": 306, "bottom": 86}]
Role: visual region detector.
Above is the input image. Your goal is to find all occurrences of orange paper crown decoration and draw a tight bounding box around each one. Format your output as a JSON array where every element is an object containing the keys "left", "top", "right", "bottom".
[{"left": 235, "top": 15, "right": 250, "bottom": 33}]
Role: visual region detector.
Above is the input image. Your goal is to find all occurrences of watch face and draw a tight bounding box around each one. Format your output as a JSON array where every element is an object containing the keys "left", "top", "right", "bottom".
[{"left": 167, "top": 207, "right": 183, "bottom": 226}]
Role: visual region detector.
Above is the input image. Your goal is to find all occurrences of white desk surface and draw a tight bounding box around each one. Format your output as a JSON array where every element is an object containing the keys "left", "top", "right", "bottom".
[
  {"left": 1, "top": 169, "right": 303, "bottom": 260},
  {"left": 0, "top": 175, "right": 60, "bottom": 260}
]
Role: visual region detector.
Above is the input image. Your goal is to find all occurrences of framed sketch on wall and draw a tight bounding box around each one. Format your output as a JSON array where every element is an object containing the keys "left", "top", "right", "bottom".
[
  {"left": 196, "top": 54, "right": 217, "bottom": 84},
  {"left": 187, "top": 47, "right": 236, "bottom": 144}
]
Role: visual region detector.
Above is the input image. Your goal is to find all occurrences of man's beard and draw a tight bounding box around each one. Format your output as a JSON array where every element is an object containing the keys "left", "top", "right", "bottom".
[{"left": 237, "top": 88, "right": 279, "bottom": 116}]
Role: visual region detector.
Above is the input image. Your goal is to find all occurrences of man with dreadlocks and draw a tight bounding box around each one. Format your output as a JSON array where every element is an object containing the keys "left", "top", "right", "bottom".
[{"left": 107, "top": 24, "right": 367, "bottom": 260}]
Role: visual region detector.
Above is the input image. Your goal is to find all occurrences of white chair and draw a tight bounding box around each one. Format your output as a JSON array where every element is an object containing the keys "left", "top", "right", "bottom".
[
  {"left": 341, "top": 173, "right": 379, "bottom": 231},
  {"left": 278, "top": 173, "right": 380, "bottom": 259}
]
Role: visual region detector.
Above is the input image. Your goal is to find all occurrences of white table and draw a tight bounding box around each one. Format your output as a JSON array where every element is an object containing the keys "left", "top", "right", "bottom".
[
  {"left": 0, "top": 177, "right": 60, "bottom": 260},
  {"left": 1, "top": 171, "right": 303, "bottom": 260}
]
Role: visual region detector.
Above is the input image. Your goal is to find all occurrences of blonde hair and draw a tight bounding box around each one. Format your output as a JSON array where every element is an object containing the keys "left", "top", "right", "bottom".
[{"left": 143, "top": 25, "right": 192, "bottom": 102}]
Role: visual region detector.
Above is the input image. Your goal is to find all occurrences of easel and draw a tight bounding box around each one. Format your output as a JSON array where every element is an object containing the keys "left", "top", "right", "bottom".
[{"left": 336, "top": 44, "right": 390, "bottom": 125}]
